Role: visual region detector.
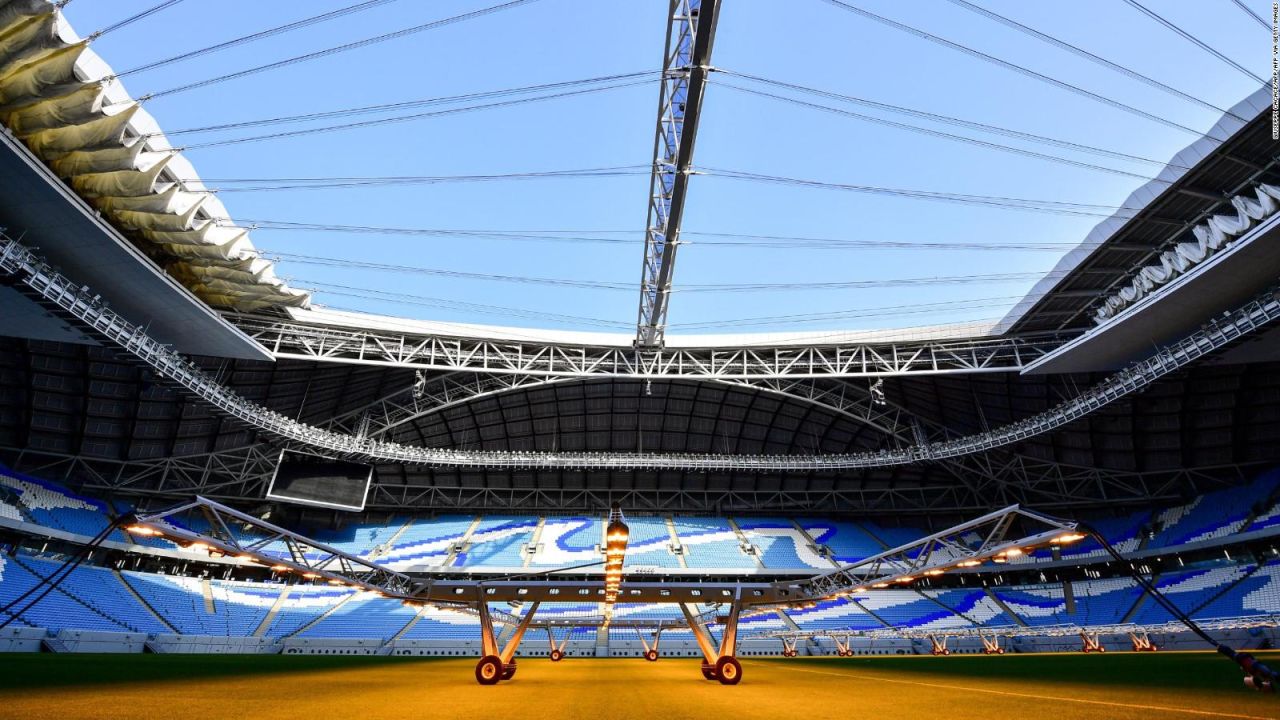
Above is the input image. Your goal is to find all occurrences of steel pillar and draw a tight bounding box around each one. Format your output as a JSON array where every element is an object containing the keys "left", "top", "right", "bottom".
[
  {"left": 1080, "top": 631, "right": 1106, "bottom": 653},
  {"left": 1129, "top": 631, "right": 1157, "bottom": 652},
  {"left": 929, "top": 635, "right": 951, "bottom": 656},
  {"left": 636, "top": 0, "right": 722, "bottom": 347}
]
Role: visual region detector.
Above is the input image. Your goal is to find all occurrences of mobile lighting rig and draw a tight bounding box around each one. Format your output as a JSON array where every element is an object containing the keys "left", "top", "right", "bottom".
[{"left": 79, "top": 500, "right": 1085, "bottom": 686}]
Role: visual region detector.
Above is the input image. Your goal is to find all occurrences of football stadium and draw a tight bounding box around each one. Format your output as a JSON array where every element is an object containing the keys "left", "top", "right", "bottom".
[{"left": 1, "top": 1, "right": 1280, "bottom": 718}]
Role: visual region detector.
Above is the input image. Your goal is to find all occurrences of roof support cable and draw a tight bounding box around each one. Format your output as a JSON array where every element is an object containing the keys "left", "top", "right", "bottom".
[
  {"left": 1230, "top": 0, "right": 1270, "bottom": 31},
  {"left": 89, "top": 0, "right": 187, "bottom": 41},
  {"left": 143, "top": 0, "right": 542, "bottom": 100},
  {"left": 114, "top": 0, "right": 406, "bottom": 78},
  {"left": 716, "top": 70, "right": 1200, "bottom": 171},
  {"left": 946, "top": 0, "right": 1246, "bottom": 122},
  {"left": 1123, "top": 0, "right": 1267, "bottom": 84},
  {"left": 816, "top": 0, "right": 1211, "bottom": 138}
]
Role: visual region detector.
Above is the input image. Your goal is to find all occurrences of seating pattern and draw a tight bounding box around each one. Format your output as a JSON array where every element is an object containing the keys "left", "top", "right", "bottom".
[
  {"left": 530, "top": 516, "right": 600, "bottom": 567},
  {"left": 671, "top": 517, "right": 752, "bottom": 569},
  {"left": 1129, "top": 565, "right": 1256, "bottom": 624},
  {"left": 6, "top": 466, "right": 1280, "bottom": 572},
  {"left": 457, "top": 516, "right": 538, "bottom": 567},
  {"left": 995, "top": 585, "right": 1069, "bottom": 626},
  {"left": 380, "top": 515, "right": 474, "bottom": 569},
  {"left": 0, "top": 556, "right": 136, "bottom": 633},
  {"left": 623, "top": 517, "right": 680, "bottom": 568},
  {"left": 799, "top": 519, "right": 883, "bottom": 564},
  {"left": 736, "top": 518, "right": 831, "bottom": 570}
]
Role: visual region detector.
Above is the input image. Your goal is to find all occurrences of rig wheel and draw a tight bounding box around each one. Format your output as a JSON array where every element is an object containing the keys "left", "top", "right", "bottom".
[
  {"left": 502, "top": 659, "right": 517, "bottom": 680},
  {"left": 475, "top": 655, "right": 503, "bottom": 685},
  {"left": 716, "top": 656, "right": 742, "bottom": 685},
  {"left": 549, "top": 649, "right": 564, "bottom": 662},
  {"left": 701, "top": 662, "right": 718, "bottom": 681},
  {"left": 645, "top": 649, "right": 659, "bottom": 662}
]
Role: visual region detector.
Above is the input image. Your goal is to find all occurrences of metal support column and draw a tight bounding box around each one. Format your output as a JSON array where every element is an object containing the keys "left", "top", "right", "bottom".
[{"left": 635, "top": 0, "right": 722, "bottom": 348}]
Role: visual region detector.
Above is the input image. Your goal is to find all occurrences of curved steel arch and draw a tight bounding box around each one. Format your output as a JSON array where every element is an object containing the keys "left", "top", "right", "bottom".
[{"left": 329, "top": 372, "right": 921, "bottom": 444}]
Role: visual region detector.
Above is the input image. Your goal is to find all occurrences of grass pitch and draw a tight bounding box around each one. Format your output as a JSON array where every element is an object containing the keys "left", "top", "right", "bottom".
[{"left": 0, "top": 651, "right": 1277, "bottom": 720}]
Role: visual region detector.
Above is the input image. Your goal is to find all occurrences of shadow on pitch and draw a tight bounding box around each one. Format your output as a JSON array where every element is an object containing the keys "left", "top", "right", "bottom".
[{"left": 0, "top": 653, "right": 452, "bottom": 692}]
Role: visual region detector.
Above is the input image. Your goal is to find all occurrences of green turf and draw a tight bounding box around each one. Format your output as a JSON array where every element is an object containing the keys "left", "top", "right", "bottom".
[
  {"left": 0, "top": 652, "right": 448, "bottom": 690},
  {"left": 1, "top": 650, "right": 1273, "bottom": 694}
]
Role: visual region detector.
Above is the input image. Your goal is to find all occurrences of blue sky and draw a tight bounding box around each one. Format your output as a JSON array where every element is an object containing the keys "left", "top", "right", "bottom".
[{"left": 63, "top": 1, "right": 1272, "bottom": 336}]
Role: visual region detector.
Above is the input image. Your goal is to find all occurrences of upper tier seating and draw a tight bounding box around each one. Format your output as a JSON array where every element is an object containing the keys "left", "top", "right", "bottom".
[
  {"left": 0, "top": 467, "right": 126, "bottom": 543},
  {"left": 798, "top": 519, "right": 883, "bottom": 564},
  {"left": 530, "top": 516, "right": 601, "bottom": 567},
  {"left": 623, "top": 517, "right": 681, "bottom": 568},
  {"left": 736, "top": 517, "right": 831, "bottom": 570},
  {"left": 309, "top": 517, "right": 409, "bottom": 558},
  {"left": 458, "top": 516, "right": 538, "bottom": 567},
  {"left": 671, "top": 517, "right": 753, "bottom": 569},
  {"left": 381, "top": 515, "right": 475, "bottom": 569}
]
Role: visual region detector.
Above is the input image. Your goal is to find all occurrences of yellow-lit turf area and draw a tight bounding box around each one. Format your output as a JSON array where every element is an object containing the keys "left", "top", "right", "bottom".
[{"left": 1, "top": 651, "right": 1278, "bottom": 720}]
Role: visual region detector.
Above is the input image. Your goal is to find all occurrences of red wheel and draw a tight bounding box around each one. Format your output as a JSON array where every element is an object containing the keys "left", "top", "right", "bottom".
[
  {"left": 475, "top": 655, "right": 503, "bottom": 685},
  {"left": 645, "top": 649, "right": 658, "bottom": 662},
  {"left": 715, "top": 656, "right": 742, "bottom": 685},
  {"left": 701, "top": 662, "right": 718, "bottom": 681},
  {"left": 997, "top": 648, "right": 1005, "bottom": 655},
  {"left": 942, "top": 649, "right": 951, "bottom": 656},
  {"left": 1082, "top": 647, "right": 1091, "bottom": 654},
  {"left": 1098, "top": 646, "right": 1106, "bottom": 654},
  {"left": 550, "top": 649, "right": 564, "bottom": 662},
  {"left": 502, "top": 659, "right": 517, "bottom": 679}
]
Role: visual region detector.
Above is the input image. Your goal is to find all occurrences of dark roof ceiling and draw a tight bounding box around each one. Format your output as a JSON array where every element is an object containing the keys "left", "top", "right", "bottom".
[{"left": 3, "top": 335, "right": 1277, "bottom": 516}]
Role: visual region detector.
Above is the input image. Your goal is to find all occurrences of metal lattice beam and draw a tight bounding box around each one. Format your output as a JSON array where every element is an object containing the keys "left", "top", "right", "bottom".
[
  {"left": 234, "top": 315, "right": 1069, "bottom": 379},
  {"left": 326, "top": 372, "right": 918, "bottom": 442},
  {"left": 790, "top": 505, "right": 1080, "bottom": 601},
  {"left": 637, "top": 0, "right": 721, "bottom": 348}
]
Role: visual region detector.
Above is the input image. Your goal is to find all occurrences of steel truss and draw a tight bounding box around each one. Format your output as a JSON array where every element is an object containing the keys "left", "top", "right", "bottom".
[
  {"left": 636, "top": 0, "right": 721, "bottom": 348},
  {"left": 121, "top": 499, "right": 1071, "bottom": 685},
  {"left": 234, "top": 314, "right": 1066, "bottom": 379},
  {"left": 4, "top": 444, "right": 1244, "bottom": 514},
  {"left": 3, "top": 234, "right": 1276, "bottom": 472},
  {"left": 787, "top": 504, "right": 1080, "bottom": 601},
  {"left": 326, "top": 371, "right": 918, "bottom": 442},
  {"left": 757, "top": 616, "right": 1280, "bottom": 644}
]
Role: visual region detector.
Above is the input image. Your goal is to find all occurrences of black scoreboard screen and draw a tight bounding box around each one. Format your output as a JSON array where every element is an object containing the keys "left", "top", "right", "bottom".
[{"left": 265, "top": 452, "right": 373, "bottom": 512}]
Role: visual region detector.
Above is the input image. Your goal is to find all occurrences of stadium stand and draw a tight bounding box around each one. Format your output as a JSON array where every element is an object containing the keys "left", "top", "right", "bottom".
[
  {"left": 798, "top": 519, "right": 884, "bottom": 564},
  {"left": 671, "top": 517, "right": 753, "bottom": 569},
  {"left": 459, "top": 516, "right": 538, "bottom": 567},
  {"left": 622, "top": 516, "right": 681, "bottom": 568},
  {"left": 736, "top": 517, "right": 830, "bottom": 570}
]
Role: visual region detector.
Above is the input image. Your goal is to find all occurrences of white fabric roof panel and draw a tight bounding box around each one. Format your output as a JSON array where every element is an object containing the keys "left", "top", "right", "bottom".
[{"left": 0, "top": 0, "right": 309, "bottom": 313}]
